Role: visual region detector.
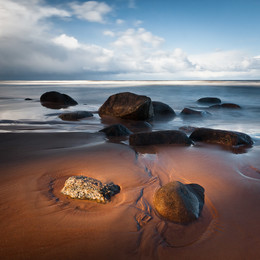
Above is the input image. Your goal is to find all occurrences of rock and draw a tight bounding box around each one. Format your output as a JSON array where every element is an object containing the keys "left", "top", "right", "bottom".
[
  {"left": 152, "top": 101, "right": 176, "bottom": 120},
  {"left": 99, "top": 124, "right": 132, "bottom": 137},
  {"left": 98, "top": 92, "right": 154, "bottom": 120},
  {"left": 153, "top": 181, "right": 205, "bottom": 224},
  {"left": 179, "top": 126, "right": 197, "bottom": 134},
  {"left": 59, "top": 111, "right": 93, "bottom": 121},
  {"left": 190, "top": 127, "right": 253, "bottom": 146},
  {"left": 61, "top": 176, "right": 120, "bottom": 203},
  {"left": 129, "top": 130, "right": 193, "bottom": 146},
  {"left": 209, "top": 103, "right": 241, "bottom": 109},
  {"left": 40, "top": 91, "right": 78, "bottom": 109},
  {"left": 197, "top": 97, "right": 221, "bottom": 104},
  {"left": 25, "top": 98, "right": 33, "bottom": 101},
  {"left": 180, "top": 108, "right": 210, "bottom": 117}
]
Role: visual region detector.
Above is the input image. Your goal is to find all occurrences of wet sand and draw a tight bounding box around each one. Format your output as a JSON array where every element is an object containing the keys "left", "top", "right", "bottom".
[{"left": 0, "top": 132, "right": 260, "bottom": 260}]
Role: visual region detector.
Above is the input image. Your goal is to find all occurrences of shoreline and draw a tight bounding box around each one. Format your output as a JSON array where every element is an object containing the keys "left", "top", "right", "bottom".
[{"left": 0, "top": 132, "right": 259, "bottom": 259}]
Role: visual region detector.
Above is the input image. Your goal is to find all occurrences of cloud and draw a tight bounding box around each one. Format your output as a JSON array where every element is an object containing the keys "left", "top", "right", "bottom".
[
  {"left": 53, "top": 34, "right": 80, "bottom": 49},
  {"left": 70, "top": 1, "right": 112, "bottom": 23},
  {"left": 103, "top": 30, "right": 115, "bottom": 37},
  {"left": 116, "top": 19, "right": 125, "bottom": 25}
]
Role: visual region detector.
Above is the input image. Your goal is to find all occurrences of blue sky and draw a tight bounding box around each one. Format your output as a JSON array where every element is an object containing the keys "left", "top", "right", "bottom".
[{"left": 0, "top": 0, "right": 259, "bottom": 80}]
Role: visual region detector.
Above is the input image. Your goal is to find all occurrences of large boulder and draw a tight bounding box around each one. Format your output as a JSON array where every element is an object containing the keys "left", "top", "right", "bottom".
[
  {"left": 98, "top": 92, "right": 154, "bottom": 120},
  {"left": 40, "top": 91, "right": 78, "bottom": 109},
  {"left": 99, "top": 124, "right": 132, "bottom": 137},
  {"left": 61, "top": 176, "right": 120, "bottom": 203},
  {"left": 59, "top": 111, "right": 93, "bottom": 121},
  {"left": 152, "top": 101, "right": 176, "bottom": 120},
  {"left": 129, "top": 130, "right": 193, "bottom": 146},
  {"left": 209, "top": 103, "right": 241, "bottom": 109},
  {"left": 190, "top": 128, "right": 253, "bottom": 146},
  {"left": 197, "top": 97, "right": 221, "bottom": 104},
  {"left": 154, "top": 181, "right": 205, "bottom": 224}
]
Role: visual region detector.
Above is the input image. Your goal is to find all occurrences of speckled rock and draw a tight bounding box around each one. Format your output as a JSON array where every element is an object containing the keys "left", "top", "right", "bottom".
[
  {"left": 190, "top": 127, "right": 253, "bottom": 147},
  {"left": 61, "top": 176, "right": 120, "bottom": 203},
  {"left": 154, "top": 181, "right": 205, "bottom": 224},
  {"left": 98, "top": 92, "right": 154, "bottom": 120},
  {"left": 59, "top": 111, "right": 93, "bottom": 121}
]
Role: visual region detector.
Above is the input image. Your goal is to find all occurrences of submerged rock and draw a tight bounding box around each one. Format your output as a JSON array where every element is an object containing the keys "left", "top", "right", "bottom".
[
  {"left": 197, "top": 97, "right": 221, "bottom": 104},
  {"left": 209, "top": 103, "right": 241, "bottom": 109},
  {"left": 40, "top": 91, "right": 78, "bottom": 109},
  {"left": 61, "top": 176, "right": 120, "bottom": 203},
  {"left": 129, "top": 130, "right": 193, "bottom": 146},
  {"left": 190, "top": 127, "right": 253, "bottom": 147},
  {"left": 154, "top": 181, "right": 205, "bottom": 224},
  {"left": 180, "top": 108, "right": 210, "bottom": 117},
  {"left": 152, "top": 101, "right": 176, "bottom": 120},
  {"left": 99, "top": 124, "right": 132, "bottom": 137},
  {"left": 59, "top": 111, "right": 93, "bottom": 121},
  {"left": 98, "top": 92, "right": 154, "bottom": 120}
]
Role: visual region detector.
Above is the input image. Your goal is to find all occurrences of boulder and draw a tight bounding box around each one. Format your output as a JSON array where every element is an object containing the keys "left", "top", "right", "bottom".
[
  {"left": 152, "top": 101, "right": 176, "bottom": 120},
  {"left": 190, "top": 128, "right": 253, "bottom": 146},
  {"left": 40, "top": 91, "right": 78, "bottom": 109},
  {"left": 99, "top": 124, "right": 132, "bottom": 137},
  {"left": 98, "top": 92, "right": 154, "bottom": 120},
  {"left": 153, "top": 181, "right": 205, "bottom": 224},
  {"left": 209, "top": 103, "right": 241, "bottom": 109},
  {"left": 59, "top": 111, "right": 93, "bottom": 121},
  {"left": 61, "top": 176, "right": 120, "bottom": 203},
  {"left": 180, "top": 108, "right": 205, "bottom": 117},
  {"left": 129, "top": 130, "right": 193, "bottom": 146},
  {"left": 197, "top": 97, "right": 221, "bottom": 104}
]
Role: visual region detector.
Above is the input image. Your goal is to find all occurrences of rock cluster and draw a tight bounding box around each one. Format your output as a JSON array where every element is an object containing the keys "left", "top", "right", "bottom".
[
  {"left": 61, "top": 176, "right": 120, "bottom": 203},
  {"left": 154, "top": 181, "right": 205, "bottom": 224}
]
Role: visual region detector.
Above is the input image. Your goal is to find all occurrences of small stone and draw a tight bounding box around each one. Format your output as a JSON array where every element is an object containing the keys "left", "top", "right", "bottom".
[
  {"left": 99, "top": 124, "right": 132, "bottom": 137},
  {"left": 59, "top": 111, "right": 93, "bottom": 121},
  {"left": 61, "top": 176, "right": 120, "bottom": 203}
]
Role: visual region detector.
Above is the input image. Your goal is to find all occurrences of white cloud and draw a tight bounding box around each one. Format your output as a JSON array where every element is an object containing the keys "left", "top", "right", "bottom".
[
  {"left": 134, "top": 20, "right": 143, "bottom": 27},
  {"left": 116, "top": 19, "right": 124, "bottom": 25},
  {"left": 70, "top": 1, "right": 112, "bottom": 23},
  {"left": 52, "top": 34, "right": 80, "bottom": 49},
  {"left": 103, "top": 30, "right": 115, "bottom": 37}
]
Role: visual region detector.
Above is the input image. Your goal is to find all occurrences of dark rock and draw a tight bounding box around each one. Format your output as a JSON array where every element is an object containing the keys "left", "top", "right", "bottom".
[
  {"left": 209, "top": 103, "right": 241, "bottom": 109},
  {"left": 40, "top": 91, "right": 78, "bottom": 109},
  {"left": 129, "top": 130, "right": 193, "bottom": 146},
  {"left": 154, "top": 181, "right": 205, "bottom": 224},
  {"left": 152, "top": 101, "right": 176, "bottom": 120},
  {"left": 98, "top": 92, "right": 154, "bottom": 120},
  {"left": 180, "top": 108, "right": 210, "bottom": 117},
  {"left": 99, "top": 124, "right": 132, "bottom": 137},
  {"left": 179, "top": 126, "right": 198, "bottom": 134},
  {"left": 61, "top": 176, "right": 120, "bottom": 203},
  {"left": 197, "top": 97, "right": 221, "bottom": 104},
  {"left": 25, "top": 98, "right": 33, "bottom": 101},
  {"left": 190, "top": 127, "right": 253, "bottom": 146},
  {"left": 59, "top": 111, "right": 93, "bottom": 121}
]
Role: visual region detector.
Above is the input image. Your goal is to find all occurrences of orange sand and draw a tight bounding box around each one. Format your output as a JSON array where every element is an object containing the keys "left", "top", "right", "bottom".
[{"left": 0, "top": 133, "right": 259, "bottom": 259}]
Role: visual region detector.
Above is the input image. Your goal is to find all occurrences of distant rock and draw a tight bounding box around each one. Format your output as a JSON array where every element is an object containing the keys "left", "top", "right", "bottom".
[
  {"left": 209, "top": 103, "right": 241, "bottom": 109},
  {"left": 40, "top": 91, "right": 78, "bottom": 109},
  {"left": 98, "top": 92, "right": 154, "bottom": 120},
  {"left": 154, "top": 181, "right": 205, "bottom": 224},
  {"left": 59, "top": 111, "right": 93, "bottom": 121},
  {"left": 180, "top": 108, "right": 210, "bottom": 117},
  {"left": 25, "top": 98, "right": 33, "bottom": 101},
  {"left": 197, "top": 97, "right": 221, "bottom": 104},
  {"left": 152, "top": 101, "right": 176, "bottom": 120},
  {"left": 99, "top": 124, "right": 132, "bottom": 137},
  {"left": 129, "top": 130, "right": 193, "bottom": 146},
  {"left": 190, "top": 127, "right": 253, "bottom": 146},
  {"left": 61, "top": 176, "right": 120, "bottom": 203}
]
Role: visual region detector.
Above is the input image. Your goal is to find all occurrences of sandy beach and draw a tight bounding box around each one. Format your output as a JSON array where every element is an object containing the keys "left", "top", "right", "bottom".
[{"left": 0, "top": 132, "right": 259, "bottom": 260}]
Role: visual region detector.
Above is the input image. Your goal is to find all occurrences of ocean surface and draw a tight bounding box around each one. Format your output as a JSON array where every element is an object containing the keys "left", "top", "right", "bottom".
[{"left": 0, "top": 80, "right": 259, "bottom": 144}]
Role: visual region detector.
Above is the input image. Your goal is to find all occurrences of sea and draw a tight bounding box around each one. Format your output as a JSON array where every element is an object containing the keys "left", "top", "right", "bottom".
[{"left": 0, "top": 80, "right": 259, "bottom": 145}]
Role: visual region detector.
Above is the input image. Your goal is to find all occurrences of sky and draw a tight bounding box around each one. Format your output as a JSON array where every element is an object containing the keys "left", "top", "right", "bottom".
[{"left": 0, "top": 0, "right": 260, "bottom": 80}]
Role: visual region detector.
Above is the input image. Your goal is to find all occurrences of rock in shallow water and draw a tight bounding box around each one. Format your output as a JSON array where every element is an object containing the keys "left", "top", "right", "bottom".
[
  {"left": 61, "top": 176, "right": 120, "bottom": 203},
  {"left": 154, "top": 181, "right": 205, "bottom": 224},
  {"left": 98, "top": 92, "right": 154, "bottom": 120},
  {"left": 59, "top": 111, "right": 93, "bottom": 121},
  {"left": 99, "top": 124, "right": 132, "bottom": 137},
  {"left": 197, "top": 97, "right": 221, "bottom": 104}
]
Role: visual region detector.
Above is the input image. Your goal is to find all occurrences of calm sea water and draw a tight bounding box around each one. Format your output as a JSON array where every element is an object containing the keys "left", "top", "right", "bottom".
[{"left": 0, "top": 80, "right": 259, "bottom": 143}]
